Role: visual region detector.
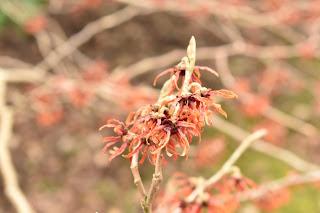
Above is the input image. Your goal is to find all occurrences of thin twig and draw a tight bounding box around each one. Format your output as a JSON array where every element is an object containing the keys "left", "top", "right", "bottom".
[
  {"left": 143, "top": 150, "right": 163, "bottom": 213},
  {"left": 130, "top": 152, "right": 146, "bottom": 197},
  {"left": 264, "top": 107, "right": 319, "bottom": 138},
  {"left": 205, "top": 129, "right": 267, "bottom": 187},
  {"left": 185, "top": 129, "right": 267, "bottom": 203},
  {"left": 0, "top": 68, "right": 44, "bottom": 83},
  {"left": 215, "top": 51, "right": 319, "bottom": 139},
  {"left": 115, "top": 41, "right": 320, "bottom": 81},
  {"left": 35, "top": 7, "right": 142, "bottom": 71},
  {"left": 238, "top": 170, "right": 320, "bottom": 201},
  {"left": 213, "top": 116, "right": 320, "bottom": 171}
]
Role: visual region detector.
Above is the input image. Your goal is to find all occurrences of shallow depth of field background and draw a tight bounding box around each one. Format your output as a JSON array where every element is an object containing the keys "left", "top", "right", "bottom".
[{"left": 0, "top": 0, "right": 320, "bottom": 212}]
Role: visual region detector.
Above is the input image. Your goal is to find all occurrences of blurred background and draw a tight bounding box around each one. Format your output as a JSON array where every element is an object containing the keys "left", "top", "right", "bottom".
[{"left": 0, "top": 0, "right": 320, "bottom": 212}]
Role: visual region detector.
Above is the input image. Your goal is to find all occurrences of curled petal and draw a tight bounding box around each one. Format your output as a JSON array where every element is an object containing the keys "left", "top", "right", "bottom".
[
  {"left": 108, "top": 143, "right": 128, "bottom": 162},
  {"left": 102, "top": 141, "right": 118, "bottom": 153},
  {"left": 159, "top": 77, "right": 177, "bottom": 99},
  {"left": 103, "top": 136, "right": 120, "bottom": 143},
  {"left": 152, "top": 130, "right": 171, "bottom": 154},
  {"left": 165, "top": 146, "right": 173, "bottom": 157},
  {"left": 127, "top": 142, "right": 144, "bottom": 159},
  {"left": 178, "top": 121, "right": 201, "bottom": 136},
  {"left": 99, "top": 119, "right": 124, "bottom": 130},
  {"left": 99, "top": 124, "right": 112, "bottom": 131},
  {"left": 177, "top": 121, "right": 197, "bottom": 129},
  {"left": 139, "top": 147, "right": 149, "bottom": 164},
  {"left": 107, "top": 119, "right": 124, "bottom": 125},
  {"left": 197, "top": 66, "right": 219, "bottom": 77},
  {"left": 125, "top": 111, "right": 136, "bottom": 125},
  {"left": 153, "top": 68, "right": 175, "bottom": 86},
  {"left": 126, "top": 137, "right": 144, "bottom": 158},
  {"left": 166, "top": 141, "right": 179, "bottom": 158},
  {"left": 205, "top": 110, "right": 215, "bottom": 126},
  {"left": 212, "top": 103, "right": 228, "bottom": 118},
  {"left": 177, "top": 129, "right": 190, "bottom": 157}
]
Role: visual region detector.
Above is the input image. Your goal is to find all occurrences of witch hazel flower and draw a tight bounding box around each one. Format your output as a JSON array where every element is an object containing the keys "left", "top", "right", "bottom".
[
  {"left": 100, "top": 37, "right": 237, "bottom": 212},
  {"left": 100, "top": 37, "right": 237, "bottom": 165},
  {"left": 155, "top": 169, "right": 256, "bottom": 213}
]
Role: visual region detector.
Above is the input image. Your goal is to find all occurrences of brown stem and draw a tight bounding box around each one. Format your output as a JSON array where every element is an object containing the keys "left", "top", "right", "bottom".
[
  {"left": 130, "top": 152, "right": 146, "bottom": 197},
  {"left": 237, "top": 170, "right": 320, "bottom": 202},
  {"left": 142, "top": 150, "right": 163, "bottom": 213}
]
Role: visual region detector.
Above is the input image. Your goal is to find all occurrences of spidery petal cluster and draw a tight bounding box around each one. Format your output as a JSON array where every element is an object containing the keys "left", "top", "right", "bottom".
[{"left": 100, "top": 37, "right": 237, "bottom": 165}]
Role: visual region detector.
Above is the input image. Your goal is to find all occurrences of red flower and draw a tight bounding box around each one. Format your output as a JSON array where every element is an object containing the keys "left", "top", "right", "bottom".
[
  {"left": 155, "top": 172, "right": 195, "bottom": 212},
  {"left": 125, "top": 106, "right": 202, "bottom": 164},
  {"left": 100, "top": 119, "right": 130, "bottom": 160},
  {"left": 156, "top": 173, "right": 255, "bottom": 213},
  {"left": 101, "top": 62, "right": 236, "bottom": 164}
]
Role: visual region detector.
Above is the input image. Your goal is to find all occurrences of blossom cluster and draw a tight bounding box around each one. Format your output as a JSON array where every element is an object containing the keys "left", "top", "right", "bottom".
[
  {"left": 155, "top": 171, "right": 292, "bottom": 213},
  {"left": 155, "top": 172, "right": 256, "bottom": 213},
  {"left": 101, "top": 37, "right": 237, "bottom": 165}
]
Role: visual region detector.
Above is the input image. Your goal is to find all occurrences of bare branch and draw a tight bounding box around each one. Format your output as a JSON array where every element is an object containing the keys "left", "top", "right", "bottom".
[
  {"left": 215, "top": 50, "right": 319, "bottom": 139},
  {"left": 143, "top": 150, "right": 163, "bottom": 213},
  {"left": 205, "top": 129, "right": 267, "bottom": 187},
  {"left": 213, "top": 116, "right": 320, "bottom": 171},
  {"left": 186, "top": 129, "right": 267, "bottom": 203},
  {"left": 0, "top": 82, "right": 35, "bottom": 213},
  {"left": 36, "top": 7, "right": 142, "bottom": 71},
  {"left": 0, "top": 68, "right": 44, "bottom": 83},
  {"left": 264, "top": 107, "right": 319, "bottom": 138},
  {"left": 130, "top": 152, "right": 147, "bottom": 197},
  {"left": 238, "top": 170, "right": 320, "bottom": 202}
]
